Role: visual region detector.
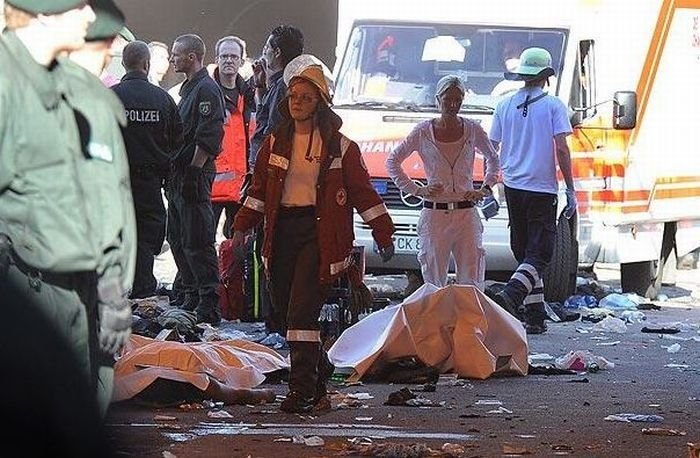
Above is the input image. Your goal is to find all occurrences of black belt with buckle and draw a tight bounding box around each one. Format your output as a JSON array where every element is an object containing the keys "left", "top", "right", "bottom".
[{"left": 423, "top": 200, "right": 474, "bottom": 210}]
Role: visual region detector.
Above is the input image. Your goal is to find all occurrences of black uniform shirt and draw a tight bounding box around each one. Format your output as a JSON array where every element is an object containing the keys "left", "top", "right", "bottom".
[
  {"left": 112, "top": 71, "right": 184, "bottom": 174},
  {"left": 175, "top": 68, "right": 225, "bottom": 170}
]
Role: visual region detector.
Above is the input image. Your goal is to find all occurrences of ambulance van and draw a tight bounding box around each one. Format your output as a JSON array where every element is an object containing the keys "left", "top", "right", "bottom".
[{"left": 332, "top": 0, "right": 700, "bottom": 300}]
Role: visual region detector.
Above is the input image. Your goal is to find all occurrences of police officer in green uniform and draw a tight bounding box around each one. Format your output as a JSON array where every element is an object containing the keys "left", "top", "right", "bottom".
[
  {"left": 0, "top": 0, "right": 98, "bottom": 399},
  {"left": 61, "top": 0, "right": 137, "bottom": 416}
]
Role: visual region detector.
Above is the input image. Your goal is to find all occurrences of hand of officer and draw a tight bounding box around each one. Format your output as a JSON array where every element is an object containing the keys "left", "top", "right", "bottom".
[
  {"left": 564, "top": 188, "right": 577, "bottom": 219},
  {"left": 182, "top": 165, "right": 201, "bottom": 203},
  {"left": 379, "top": 242, "right": 395, "bottom": 263},
  {"left": 97, "top": 277, "right": 132, "bottom": 355}
]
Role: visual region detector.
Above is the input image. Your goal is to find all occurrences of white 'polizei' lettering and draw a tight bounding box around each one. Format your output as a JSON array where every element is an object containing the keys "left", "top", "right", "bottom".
[{"left": 125, "top": 109, "right": 161, "bottom": 123}]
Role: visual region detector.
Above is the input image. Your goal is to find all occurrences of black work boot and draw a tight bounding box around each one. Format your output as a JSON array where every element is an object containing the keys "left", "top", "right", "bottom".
[
  {"left": 281, "top": 342, "right": 319, "bottom": 414},
  {"left": 313, "top": 348, "right": 335, "bottom": 412},
  {"left": 524, "top": 304, "right": 548, "bottom": 335},
  {"left": 196, "top": 297, "right": 222, "bottom": 326},
  {"left": 487, "top": 290, "right": 525, "bottom": 321}
]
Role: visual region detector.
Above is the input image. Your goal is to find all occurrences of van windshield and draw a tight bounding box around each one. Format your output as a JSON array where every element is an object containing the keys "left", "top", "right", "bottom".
[{"left": 334, "top": 22, "right": 567, "bottom": 111}]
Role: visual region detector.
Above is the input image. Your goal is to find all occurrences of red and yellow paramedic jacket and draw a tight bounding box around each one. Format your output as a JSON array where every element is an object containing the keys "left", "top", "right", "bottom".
[
  {"left": 233, "top": 117, "right": 395, "bottom": 285},
  {"left": 212, "top": 71, "right": 254, "bottom": 203}
]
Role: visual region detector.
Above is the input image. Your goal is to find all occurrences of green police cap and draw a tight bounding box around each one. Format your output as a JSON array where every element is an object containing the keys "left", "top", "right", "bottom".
[
  {"left": 85, "top": 0, "right": 125, "bottom": 42},
  {"left": 6, "top": 0, "right": 86, "bottom": 15}
]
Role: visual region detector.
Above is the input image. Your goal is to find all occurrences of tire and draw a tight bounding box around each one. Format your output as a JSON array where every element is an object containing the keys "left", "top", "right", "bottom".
[
  {"left": 543, "top": 214, "right": 578, "bottom": 302},
  {"left": 621, "top": 260, "right": 658, "bottom": 299}
]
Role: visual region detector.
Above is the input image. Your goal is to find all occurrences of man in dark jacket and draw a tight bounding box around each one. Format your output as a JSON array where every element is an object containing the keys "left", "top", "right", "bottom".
[
  {"left": 168, "top": 34, "right": 225, "bottom": 325},
  {"left": 113, "top": 40, "right": 184, "bottom": 299}
]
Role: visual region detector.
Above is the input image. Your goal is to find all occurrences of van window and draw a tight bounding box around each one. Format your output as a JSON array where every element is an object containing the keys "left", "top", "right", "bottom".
[
  {"left": 570, "top": 39, "right": 597, "bottom": 124},
  {"left": 334, "top": 22, "right": 568, "bottom": 111}
]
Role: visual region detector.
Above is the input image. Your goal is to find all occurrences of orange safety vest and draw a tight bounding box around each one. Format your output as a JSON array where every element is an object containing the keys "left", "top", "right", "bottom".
[{"left": 212, "top": 93, "right": 247, "bottom": 203}]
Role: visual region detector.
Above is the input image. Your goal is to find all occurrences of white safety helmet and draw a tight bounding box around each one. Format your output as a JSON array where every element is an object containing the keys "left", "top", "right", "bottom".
[{"left": 283, "top": 54, "right": 335, "bottom": 104}]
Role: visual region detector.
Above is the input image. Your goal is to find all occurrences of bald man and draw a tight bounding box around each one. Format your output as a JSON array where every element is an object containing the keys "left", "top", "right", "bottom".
[{"left": 113, "top": 40, "right": 183, "bottom": 299}]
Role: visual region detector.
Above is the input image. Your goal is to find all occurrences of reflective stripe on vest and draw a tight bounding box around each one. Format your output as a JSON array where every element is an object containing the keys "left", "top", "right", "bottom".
[{"left": 212, "top": 93, "right": 247, "bottom": 203}]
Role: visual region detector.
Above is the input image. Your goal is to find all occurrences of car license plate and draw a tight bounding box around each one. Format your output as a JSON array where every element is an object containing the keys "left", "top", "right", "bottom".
[{"left": 377, "top": 235, "right": 420, "bottom": 254}]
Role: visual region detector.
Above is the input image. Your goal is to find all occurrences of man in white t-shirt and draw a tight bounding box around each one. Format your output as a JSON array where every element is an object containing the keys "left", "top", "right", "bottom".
[{"left": 488, "top": 47, "right": 576, "bottom": 334}]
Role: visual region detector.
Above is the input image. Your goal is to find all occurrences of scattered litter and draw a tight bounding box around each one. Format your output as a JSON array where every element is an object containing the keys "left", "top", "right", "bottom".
[
  {"left": 259, "top": 332, "right": 287, "bottom": 350},
  {"left": 564, "top": 295, "right": 597, "bottom": 309},
  {"left": 441, "top": 443, "right": 466, "bottom": 457},
  {"left": 528, "top": 353, "right": 555, "bottom": 363},
  {"left": 207, "top": 410, "right": 233, "bottom": 419},
  {"left": 292, "top": 435, "right": 324, "bottom": 447},
  {"left": 528, "top": 365, "right": 576, "bottom": 375},
  {"left": 384, "top": 387, "right": 416, "bottom": 406},
  {"left": 665, "top": 343, "right": 682, "bottom": 353},
  {"left": 596, "top": 340, "right": 621, "bottom": 346},
  {"left": 642, "top": 326, "right": 680, "bottom": 334},
  {"left": 273, "top": 437, "right": 292, "bottom": 442},
  {"left": 162, "top": 451, "right": 177, "bottom": 458},
  {"left": 488, "top": 406, "right": 513, "bottom": 414},
  {"left": 551, "top": 444, "right": 574, "bottom": 452},
  {"left": 604, "top": 413, "right": 664, "bottom": 423},
  {"left": 153, "top": 415, "right": 178, "bottom": 422},
  {"left": 620, "top": 310, "right": 646, "bottom": 323},
  {"left": 637, "top": 303, "right": 662, "bottom": 311},
  {"left": 459, "top": 413, "right": 483, "bottom": 418},
  {"left": 339, "top": 442, "right": 433, "bottom": 457},
  {"left": 405, "top": 398, "right": 444, "bottom": 407},
  {"left": 416, "top": 383, "right": 437, "bottom": 392},
  {"left": 347, "top": 392, "right": 374, "bottom": 400},
  {"left": 502, "top": 443, "right": 532, "bottom": 455},
  {"left": 544, "top": 302, "right": 562, "bottom": 322},
  {"left": 592, "top": 316, "right": 627, "bottom": 333},
  {"left": 598, "top": 293, "right": 639, "bottom": 310},
  {"left": 688, "top": 442, "right": 700, "bottom": 458},
  {"left": 475, "top": 399, "right": 502, "bottom": 406},
  {"left": 555, "top": 350, "right": 614, "bottom": 371},
  {"left": 641, "top": 428, "right": 686, "bottom": 436},
  {"left": 355, "top": 417, "right": 374, "bottom": 422},
  {"left": 567, "top": 377, "right": 589, "bottom": 383},
  {"left": 665, "top": 364, "right": 690, "bottom": 369},
  {"left": 515, "top": 435, "right": 536, "bottom": 439}
]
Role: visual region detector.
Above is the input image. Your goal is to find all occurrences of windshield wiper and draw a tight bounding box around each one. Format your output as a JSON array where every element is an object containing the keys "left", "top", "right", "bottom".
[
  {"left": 334, "top": 101, "right": 427, "bottom": 112},
  {"left": 462, "top": 103, "right": 495, "bottom": 113}
]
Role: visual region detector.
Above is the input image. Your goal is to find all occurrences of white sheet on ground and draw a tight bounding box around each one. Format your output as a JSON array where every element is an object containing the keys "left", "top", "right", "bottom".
[
  {"left": 113, "top": 335, "right": 289, "bottom": 402},
  {"left": 328, "top": 284, "right": 528, "bottom": 381}
]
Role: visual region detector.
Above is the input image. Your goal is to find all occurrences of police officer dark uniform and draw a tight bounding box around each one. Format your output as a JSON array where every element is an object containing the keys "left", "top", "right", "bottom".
[
  {"left": 0, "top": 0, "right": 98, "bottom": 400},
  {"left": 61, "top": 0, "right": 137, "bottom": 415},
  {"left": 168, "top": 34, "right": 225, "bottom": 325},
  {"left": 113, "top": 40, "right": 184, "bottom": 299}
]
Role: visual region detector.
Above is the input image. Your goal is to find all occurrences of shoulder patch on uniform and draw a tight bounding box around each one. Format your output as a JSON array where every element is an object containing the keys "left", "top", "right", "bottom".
[
  {"left": 199, "top": 101, "right": 212, "bottom": 116},
  {"left": 336, "top": 187, "right": 347, "bottom": 206}
]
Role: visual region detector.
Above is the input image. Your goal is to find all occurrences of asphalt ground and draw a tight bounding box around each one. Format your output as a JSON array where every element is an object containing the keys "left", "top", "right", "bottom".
[{"left": 106, "top": 265, "right": 700, "bottom": 457}]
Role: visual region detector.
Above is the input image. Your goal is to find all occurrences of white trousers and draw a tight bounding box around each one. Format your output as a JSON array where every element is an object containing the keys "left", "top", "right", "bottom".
[{"left": 416, "top": 207, "right": 485, "bottom": 289}]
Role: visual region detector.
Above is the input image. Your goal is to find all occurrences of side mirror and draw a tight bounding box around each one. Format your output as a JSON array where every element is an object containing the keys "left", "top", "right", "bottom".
[{"left": 613, "top": 91, "right": 637, "bottom": 130}]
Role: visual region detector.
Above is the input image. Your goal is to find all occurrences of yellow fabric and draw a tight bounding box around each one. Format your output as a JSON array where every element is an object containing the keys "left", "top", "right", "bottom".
[{"left": 112, "top": 335, "right": 289, "bottom": 402}]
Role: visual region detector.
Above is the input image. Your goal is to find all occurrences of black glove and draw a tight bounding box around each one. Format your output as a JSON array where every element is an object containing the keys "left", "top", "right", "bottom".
[
  {"left": 379, "top": 242, "right": 395, "bottom": 263},
  {"left": 182, "top": 165, "right": 201, "bottom": 203},
  {"left": 97, "top": 277, "right": 132, "bottom": 355}
]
